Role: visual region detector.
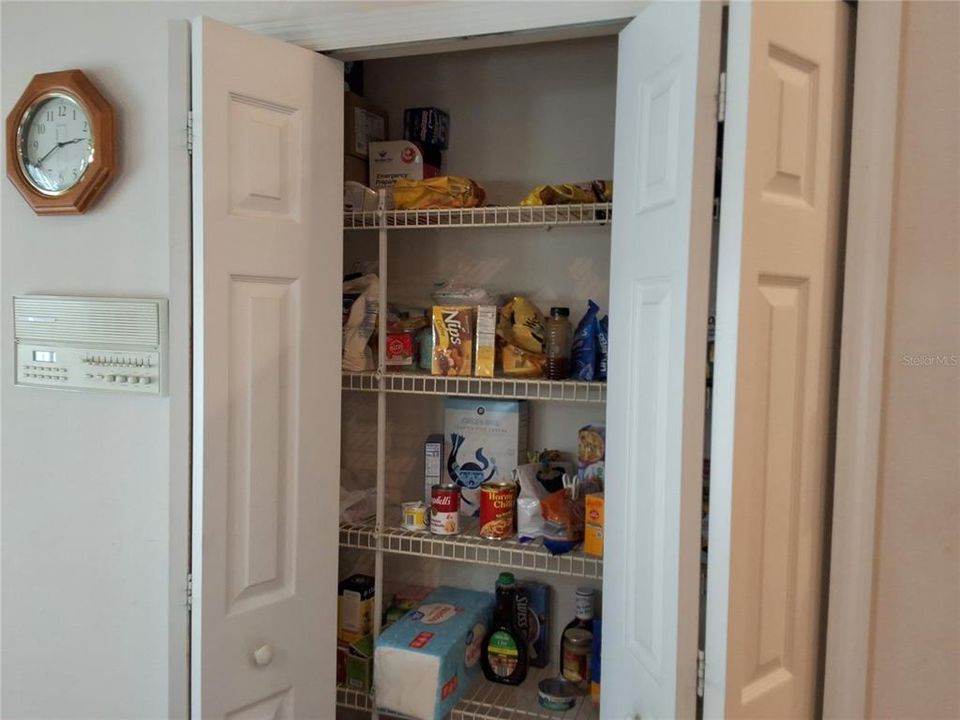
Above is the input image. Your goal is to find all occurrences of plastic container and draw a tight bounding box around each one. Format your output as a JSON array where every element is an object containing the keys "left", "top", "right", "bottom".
[{"left": 544, "top": 306, "right": 572, "bottom": 380}]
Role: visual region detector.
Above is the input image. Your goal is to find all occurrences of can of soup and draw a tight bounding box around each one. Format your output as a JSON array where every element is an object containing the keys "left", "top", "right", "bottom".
[
  {"left": 479, "top": 481, "right": 516, "bottom": 540},
  {"left": 430, "top": 483, "right": 460, "bottom": 535}
]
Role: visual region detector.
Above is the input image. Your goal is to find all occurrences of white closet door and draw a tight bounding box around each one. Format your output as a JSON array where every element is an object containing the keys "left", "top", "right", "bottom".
[
  {"left": 705, "top": 1, "right": 851, "bottom": 717},
  {"left": 602, "top": 2, "right": 721, "bottom": 718},
  {"left": 191, "top": 17, "right": 343, "bottom": 719}
]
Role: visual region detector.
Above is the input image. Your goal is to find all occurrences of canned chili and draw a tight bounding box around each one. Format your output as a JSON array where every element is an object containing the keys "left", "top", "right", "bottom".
[
  {"left": 479, "top": 480, "right": 516, "bottom": 540},
  {"left": 430, "top": 483, "right": 460, "bottom": 535}
]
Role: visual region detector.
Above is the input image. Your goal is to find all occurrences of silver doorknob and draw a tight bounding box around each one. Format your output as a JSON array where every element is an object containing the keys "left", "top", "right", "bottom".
[{"left": 253, "top": 644, "right": 274, "bottom": 667}]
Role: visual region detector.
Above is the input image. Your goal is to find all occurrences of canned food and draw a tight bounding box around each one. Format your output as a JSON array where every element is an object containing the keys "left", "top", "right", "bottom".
[
  {"left": 479, "top": 481, "right": 516, "bottom": 539},
  {"left": 402, "top": 501, "right": 427, "bottom": 531},
  {"left": 430, "top": 483, "right": 460, "bottom": 535},
  {"left": 538, "top": 678, "right": 578, "bottom": 711}
]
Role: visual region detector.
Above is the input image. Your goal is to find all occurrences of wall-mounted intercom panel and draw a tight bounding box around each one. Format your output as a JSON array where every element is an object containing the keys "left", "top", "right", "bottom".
[{"left": 14, "top": 295, "right": 167, "bottom": 396}]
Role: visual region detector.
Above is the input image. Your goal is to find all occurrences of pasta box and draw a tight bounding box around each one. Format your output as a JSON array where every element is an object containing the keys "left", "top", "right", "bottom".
[
  {"left": 374, "top": 586, "right": 494, "bottom": 720},
  {"left": 444, "top": 399, "right": 529, "bottom": 516}
]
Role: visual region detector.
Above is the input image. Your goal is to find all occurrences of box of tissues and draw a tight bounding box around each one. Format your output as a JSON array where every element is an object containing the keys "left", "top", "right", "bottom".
[{"left": 374, "top": 586, "right": 494, "bottom": 720}]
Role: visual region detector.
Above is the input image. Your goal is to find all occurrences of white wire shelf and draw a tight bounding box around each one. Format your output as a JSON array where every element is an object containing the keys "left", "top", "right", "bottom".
[
  {"left": 342, "top": 371, "right": 607, "bottom": 403},
  {"left": 339, "top": 520, "right": 603, "bottom": 580},
  {"left": 336, "top": 666, "right": 598, "bottom": 720},
  {"left": 344, "top": 203, "right": 612, "bottom": 229},
  {"left": 337, "top": 684, "right": 372, "bottom": 712}
]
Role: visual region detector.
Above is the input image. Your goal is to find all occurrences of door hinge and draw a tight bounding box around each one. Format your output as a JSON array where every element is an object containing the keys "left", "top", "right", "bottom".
[
  {"left": 185, "top": 572, "right": 193, "bottom": 611},
  {"left": 186, "top": 111, "right": 194, "bottom": 155},
  {"left": 717, "top": 72, "right": 727, "bottom": 123},
  {"left": 697, "top": 649, "right": 706, "bottom": 698}
]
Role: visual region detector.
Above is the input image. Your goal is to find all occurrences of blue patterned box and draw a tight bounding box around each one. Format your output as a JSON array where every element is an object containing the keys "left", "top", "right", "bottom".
[{"left": 374, "top": 586, "right": 494, "bottom": 720}]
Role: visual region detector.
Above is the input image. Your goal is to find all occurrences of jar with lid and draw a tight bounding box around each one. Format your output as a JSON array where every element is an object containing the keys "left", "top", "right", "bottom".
[
  {"left": 561, "top": 627, "right": 593, "bottom": 690},
  {"left": 544, "top": 306, "right": 572, "bottom": 380}
]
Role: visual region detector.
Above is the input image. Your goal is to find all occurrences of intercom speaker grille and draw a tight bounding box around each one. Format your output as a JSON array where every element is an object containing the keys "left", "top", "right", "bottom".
[{"left": 14, "top": 296, "right": 162, "bottom": 347}]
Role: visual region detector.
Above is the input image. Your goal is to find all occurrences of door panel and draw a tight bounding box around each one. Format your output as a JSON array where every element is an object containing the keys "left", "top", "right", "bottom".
[
  {"left": 191, "top": 17, "right": 343, "bottom": 719},
  {"left": 706, "top": 2, "right": 851, "bottom": 717},
  {"left": 602, "top": 3, "right": 721, "bottom": 718}
]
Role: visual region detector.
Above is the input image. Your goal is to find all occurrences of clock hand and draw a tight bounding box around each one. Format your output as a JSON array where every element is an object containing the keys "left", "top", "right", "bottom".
[{"left": 35, "top": 137, "right": 87, "bottom": 166}]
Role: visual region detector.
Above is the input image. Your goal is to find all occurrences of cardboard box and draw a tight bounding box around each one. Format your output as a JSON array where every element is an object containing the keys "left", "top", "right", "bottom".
[
  {"left": 345, "top": 92, "right": 388, "bottom": 159},
  {"left": 374, "top": 586, "right": 494, "bottom": 720},
  {"left": 519, "top": 580, "right": 551, "bottom": 667},
  {"left": 369, "top": 140, "right": 440, "bottom": 191},
  {"left": 424, "top": 434, "right": 445, "bottom": 506},
  {"left": 344, "top": 155, "right": 369, "bottom": 185},
  {"left": 584, "top": 524, "right": 604, "bottom": 558},
  {"left": 432, "top": 306, "right": 474, "bottom": 377},
  {"left": 577, "top": 424, "right": 606, "bottom": 485},
  {"left": 345, "top": 635, "right": 374, "bottom": 692},
  {"left": 474, "top": 305, "right": 496, "bottom": 378},
  {"left": 444, "top": 399, "right": 529, "bottom": 516},
  {"left": 338, "top": 574, "right": 375, "bottom": 643},
  {"left": 403, "top": 107, "right": 450, "bottom": 150},
  {"left": 585, "top": 492, "right": 604, "bottom": 526}
]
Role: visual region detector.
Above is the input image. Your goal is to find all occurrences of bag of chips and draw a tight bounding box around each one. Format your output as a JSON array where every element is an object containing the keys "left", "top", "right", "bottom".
[
  {"left": 496, "top": 295, "right": 545, "bottom": 353},
  {"left": 571, "top": 300, "right": 601, "bottom": 381},
  {"left": 393, "top": 176, "right": 486, "bottom": 210}
]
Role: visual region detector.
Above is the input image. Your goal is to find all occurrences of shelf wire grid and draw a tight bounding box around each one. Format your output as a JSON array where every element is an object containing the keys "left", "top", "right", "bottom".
[
  {"left": 339, "top": 521, "right": 603, "bottom": 580},
  {"left": 344, "top": 203, "right": 612, "bottom": 230},
  {"left": 341, "top": 371, "right": 607, "bottom": 403},
  {"left": 337, "top": 667, "right": 598, "bottom": 720}
]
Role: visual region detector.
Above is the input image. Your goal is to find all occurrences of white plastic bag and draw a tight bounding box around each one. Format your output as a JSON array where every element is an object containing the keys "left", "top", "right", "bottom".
[
  {"left": 516, "top": 464, "right": 547, "bottom": 541},
  {"left": 340, "top": 486, "right": 377, "bottom": 523},
  {"left": 342, "top": 274, "right": 380, "bottom": 371}
]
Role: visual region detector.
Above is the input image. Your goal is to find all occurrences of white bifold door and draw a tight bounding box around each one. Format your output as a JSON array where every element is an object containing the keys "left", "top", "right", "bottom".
[
  {"left": 603, "top": 0, "right": 849, "bottom": 718},
  {"left": 191, "top": 17, "right": 343, "bottom": 720}
]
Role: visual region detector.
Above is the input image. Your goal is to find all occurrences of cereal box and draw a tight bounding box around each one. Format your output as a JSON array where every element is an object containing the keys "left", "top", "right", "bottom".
[
  {"left": 577, "top": 424, "right": 606, "bottom": 486},
  {"left": 519, "top": 580, "right": 551, "bottom": 667},
  {"left": 374, "top": 586, "right": 494, "bottom": 720},
  {"left": 432, "top": 306, "right": 474, "bottom": 376},
  {"left": 444, "top": 399, "right": 529, "bottom": 516}
]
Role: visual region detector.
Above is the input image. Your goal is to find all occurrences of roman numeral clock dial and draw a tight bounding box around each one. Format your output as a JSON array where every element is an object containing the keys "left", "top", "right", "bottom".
[{"left": 6, "top": 69, "right": 116, "bottom": 215}]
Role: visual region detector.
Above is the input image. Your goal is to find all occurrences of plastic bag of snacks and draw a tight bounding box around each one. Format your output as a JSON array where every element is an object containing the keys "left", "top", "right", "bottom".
[
  {"left": 342, "top": 274, "right": 380, "bottom": 371},
  {"left": 497, "top": 295, "right": 545, "bottom": 354},
  {"left": 392, "top": 176, "right": 486, "bottom": 210},
  {"left": 541, "top": 484, "right": 585, "bottom": 555},
  {"left": 571, "top": 300, "right": 601, "bottom": 380},
  {"left": 501, "top": 342, "right": 547, "bottom": 378},
  {"left": 516, "top": 464, "right": 547, "bottom": 541},
  {"left": 519, "top": 180, "right": 613, "bottom": 206}
]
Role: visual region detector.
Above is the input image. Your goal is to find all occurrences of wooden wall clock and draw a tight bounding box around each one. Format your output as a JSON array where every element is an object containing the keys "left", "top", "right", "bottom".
[{"left": 6, "top": 69, "right": 116, "bottom": 215}]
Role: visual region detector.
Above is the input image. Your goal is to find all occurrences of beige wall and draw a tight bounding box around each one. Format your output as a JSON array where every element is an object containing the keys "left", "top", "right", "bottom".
[{"left": 867, "top": 2, "right": 960, "bottom": 718}]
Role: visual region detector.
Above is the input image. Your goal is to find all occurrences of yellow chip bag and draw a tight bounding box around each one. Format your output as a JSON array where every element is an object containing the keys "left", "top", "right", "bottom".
[
  {"left": 496, "top": 295, "right": 544, "bottom": 354},
  {"left": 501, "top": 343, "right": 546, "bottom": 378},
  {"left": 393, "top": 176, "right": 486, "bottom": 210}
]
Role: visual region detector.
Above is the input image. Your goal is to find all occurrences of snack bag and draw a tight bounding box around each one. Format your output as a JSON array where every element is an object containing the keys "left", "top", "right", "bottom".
[
  {"left": 515, "top": 464, "right": 547, "bottom": 541},
  {"left": 393, "top": 176, "right": 486, "bottom": 210},
  {"left": 541, "top": 487, "right": 585, "bottom": 555},
  {"left": 571, "top": 300, "right": 601, "bottom": 380},
  {"left": 597, "top": 314, "right": 609, "bottom": 381},
  {"left": 342, "top": 274, "right": 380, "bottom": 371},
  {"left": 432, "top": 306, "right": 474, "bottom": 376},
  {"left": 520, "top": 183, "right": 596, "bottom": 206},
  {"left": 497, "top": 296, "right": 545, "bottom": 353},
  {"left": 501, "top": 343, "right": 547, "bottom": 378}
]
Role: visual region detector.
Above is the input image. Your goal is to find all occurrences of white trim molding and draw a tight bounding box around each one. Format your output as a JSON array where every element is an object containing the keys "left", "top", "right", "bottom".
[
  {"left": 823, "top": 3, "right": 903, "bottom": 718},
  {"left": 238, "top": 1, "right": 645, "bottom": 58}
]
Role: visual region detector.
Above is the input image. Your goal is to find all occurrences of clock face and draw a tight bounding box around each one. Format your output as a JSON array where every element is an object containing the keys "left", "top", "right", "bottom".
[{"left": 18, "top": 93, "right": 94, "bottom": 195}]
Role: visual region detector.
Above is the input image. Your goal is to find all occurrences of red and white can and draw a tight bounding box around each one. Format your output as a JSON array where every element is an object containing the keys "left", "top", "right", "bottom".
[
  {"left": 479, "top": 481, "right": 517, "bottom": 539},
  {"left": 430, "top": 483, "right": 460, "bottom": 535}
]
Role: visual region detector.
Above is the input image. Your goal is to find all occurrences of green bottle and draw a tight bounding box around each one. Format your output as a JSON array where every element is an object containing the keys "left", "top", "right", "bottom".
[{"left": 481, "top": 572, "right": 529, "bottom": 685}]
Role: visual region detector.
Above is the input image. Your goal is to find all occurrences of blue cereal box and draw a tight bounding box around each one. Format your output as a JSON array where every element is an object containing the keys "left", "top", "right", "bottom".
[
  {"left": 444, "top": 399, "right": 529, "bottom": 516},
  {"left": 374, "top": 586, "right": 494, "bottom": 720}
]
